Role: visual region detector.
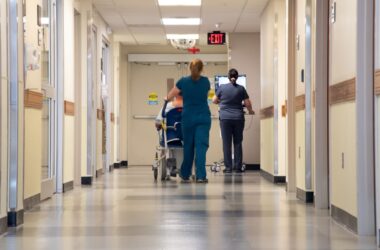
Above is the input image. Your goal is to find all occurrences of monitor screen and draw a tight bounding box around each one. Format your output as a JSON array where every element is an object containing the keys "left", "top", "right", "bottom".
[{"left": 214, "top": 75, "right": 247, "bottom": 91}]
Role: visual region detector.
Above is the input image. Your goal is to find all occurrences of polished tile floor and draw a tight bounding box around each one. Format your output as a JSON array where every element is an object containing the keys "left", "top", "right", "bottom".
[{"left": 0, "top": 167, "right": 378, "bottom": 250}]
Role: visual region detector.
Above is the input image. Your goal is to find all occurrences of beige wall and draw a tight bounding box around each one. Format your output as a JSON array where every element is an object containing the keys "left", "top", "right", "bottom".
[
  {"left": 24, "top": 0, "right": 43, "bottom": 199},
  {"left": 112, "top": 43, "right": 121, "bottom": 163},
  {"left": 329, "top": 0, "right": 357, "bottom": 216},
  {"left": 63, "top": 0, "right": 76, "bottom": 184},
  {"left": 126, "top": 62, "right": 226, "bottom": 165},
  {"left": 294, "top": 0, "right": 307, "bottom": 191},
  {"left": 119, "top": 46, "right": 129, "bottom": 162},
  {"left": 260, "top": 0, "right": 286, "bottom": 175},
  {"left": 229, "top": 33, "right": 261, "bottom": 165},
  {"left": 77, "top": 1, "right": 113, "bottom": 176}
]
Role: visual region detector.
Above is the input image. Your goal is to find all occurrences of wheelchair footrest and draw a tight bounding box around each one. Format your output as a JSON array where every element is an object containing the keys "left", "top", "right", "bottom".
[{"left": 167, "top": 158, "right": 177, "bottom": 177}]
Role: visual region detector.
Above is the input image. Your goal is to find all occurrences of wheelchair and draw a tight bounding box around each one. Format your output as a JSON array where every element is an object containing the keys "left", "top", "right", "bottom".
[{"left": 153, "top": 101, "right": 183, "bottom": 181}]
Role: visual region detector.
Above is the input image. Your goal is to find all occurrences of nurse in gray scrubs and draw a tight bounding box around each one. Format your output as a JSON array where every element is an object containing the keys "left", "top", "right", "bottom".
[{"left": 213, "top": 69, "right": 255, "bottom": 173}]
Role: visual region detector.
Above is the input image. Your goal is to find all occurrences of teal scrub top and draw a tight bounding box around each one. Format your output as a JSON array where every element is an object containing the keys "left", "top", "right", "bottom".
[{"left": 176, "top": 76, "right": 211, "bottom": 122}]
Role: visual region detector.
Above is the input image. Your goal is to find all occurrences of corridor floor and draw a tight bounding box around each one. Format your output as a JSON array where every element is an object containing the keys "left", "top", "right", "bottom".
[{"left": 0, "top": 167, "right": 378, "bottom": 250}]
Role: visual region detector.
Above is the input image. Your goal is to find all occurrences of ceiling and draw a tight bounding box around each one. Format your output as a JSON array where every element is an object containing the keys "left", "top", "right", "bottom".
[{"left": 93, "top": 0, "right": 269, "bottom": 46}]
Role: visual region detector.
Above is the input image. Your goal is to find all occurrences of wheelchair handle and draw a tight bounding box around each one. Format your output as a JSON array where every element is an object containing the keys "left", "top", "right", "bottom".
[{"left": 162, "top": 100, "right": 169, "bottom": 118}]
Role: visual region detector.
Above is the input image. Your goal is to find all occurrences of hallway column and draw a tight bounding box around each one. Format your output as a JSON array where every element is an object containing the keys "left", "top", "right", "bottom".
[
  {"left": 356, "top": 0, "right": 375, "bottom": 236},
  {"left": 7, "top": 0, "right": 25, "bottom": 227}
]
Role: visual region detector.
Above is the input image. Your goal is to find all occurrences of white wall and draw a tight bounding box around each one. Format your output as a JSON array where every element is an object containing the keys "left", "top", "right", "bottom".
[{"left": 229, "top": 33, "right": 261, "bottom": 165}]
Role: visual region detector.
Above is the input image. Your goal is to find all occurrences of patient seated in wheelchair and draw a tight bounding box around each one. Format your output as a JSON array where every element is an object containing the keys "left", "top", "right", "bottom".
[{"left": 155, "top": 96, "right": 183, "bottom": 147}]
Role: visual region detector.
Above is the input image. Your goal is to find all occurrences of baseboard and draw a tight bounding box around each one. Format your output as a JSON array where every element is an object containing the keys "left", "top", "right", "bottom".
[
  {"left": 114, "top": 162, "right": 121, "bottom": 169},
  {"left": 296, "top": 188, "right": 314, "bottom": 203},
  {"left": 24, "top": 193, "right": 41, "bottom": 210},
  {"left": 0, "top": 216, "right": 7, "bottom": 235},
  {"left": 331, "top": 204, "right": 358, "bottom": 233},
  {"left": 121, "top": 160, "right": 128, "bottom": 168},
  {"left": 81, "top": 176, "right": 93, "bottom": 185},
  {"left": 96, "top": 169, "right": 104, "bottom": 178},
  {"left": 8, "top": 210, "right": 24, "bottom": 227},
  {"left": 245, "top": 164, "right": 260, "bottom": 171},
  {"left": 260, "top": 169, "right": 286, "bottom": 184},
  {"left": 63, "top": 181, "right": 74, "bottom": 192}
]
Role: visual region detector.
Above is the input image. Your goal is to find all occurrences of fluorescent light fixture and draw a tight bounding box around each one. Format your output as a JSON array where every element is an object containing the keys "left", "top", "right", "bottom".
[
  {"left": 158, "top": 0, "right": 201, "bottom": 6},
  {"left": 162, "top": 18, "right": 201, "bottom": 26},
  {"left": 166, "top": 34, "right": 199, "bottom": 40}
]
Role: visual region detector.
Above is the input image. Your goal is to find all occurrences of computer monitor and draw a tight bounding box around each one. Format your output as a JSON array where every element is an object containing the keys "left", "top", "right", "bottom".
[{"left": 214, "top": 75, "right": 247, "bottom": 91}]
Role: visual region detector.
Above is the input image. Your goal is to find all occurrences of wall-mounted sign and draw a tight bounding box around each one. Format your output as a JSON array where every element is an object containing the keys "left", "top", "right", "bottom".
[
  {"left": 148, "top": 92, "right": 159, "bottom": 105},
  {"left": 208, "top": 89, "right": 215, "bottom": 104},
  {"left": 207, "top": 31, "right": 226, "bottom": 45}
]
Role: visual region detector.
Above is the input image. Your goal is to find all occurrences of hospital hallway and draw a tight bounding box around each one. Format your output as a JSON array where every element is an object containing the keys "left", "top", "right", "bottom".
[
  {"left": 0, "top": 167, "right": 376, "bottom": 250},
  {"left": 3, "top": 0, "right": 380, "bottom": 248}
]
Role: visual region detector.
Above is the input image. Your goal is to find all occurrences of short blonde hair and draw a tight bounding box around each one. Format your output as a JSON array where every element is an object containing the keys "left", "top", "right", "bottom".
[{"left": 189, "top": 59, "right": 204, "bottom": 72}]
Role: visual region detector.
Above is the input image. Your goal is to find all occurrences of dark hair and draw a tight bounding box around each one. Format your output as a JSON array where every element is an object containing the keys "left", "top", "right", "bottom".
[{"left": 228, "top": 68, "right": 239, "bottom": 84}]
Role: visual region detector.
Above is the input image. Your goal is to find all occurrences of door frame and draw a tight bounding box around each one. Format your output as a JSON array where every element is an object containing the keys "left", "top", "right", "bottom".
[
  {"left": 86, "top": 24, "right": 97, "bottom": 178},
  {"left": 313, "top": 0, "right": 329, "bottom": 209},
  {"left": 286, "top": 0, "right": 296, "bottom": 193},
  {"left": 101, "top": 38, "right": 111, "bottom": 173},
  {"left": 74, "top": 8, "right": 81, "bottom": 186},
  {"left": 40, "top": 0, "right": 59, "bottom": 200}
]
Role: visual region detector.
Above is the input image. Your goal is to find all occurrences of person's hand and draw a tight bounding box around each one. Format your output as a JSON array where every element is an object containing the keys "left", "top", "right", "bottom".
[
  {"left": 155, "top": 123, "right": 162, "bottom": 130},
  {"left": 249, "top": 110, "right": 255, "bottom": 115}
]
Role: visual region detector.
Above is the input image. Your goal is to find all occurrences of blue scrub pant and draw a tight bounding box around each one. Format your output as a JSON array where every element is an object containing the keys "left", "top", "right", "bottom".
[{"left": 180, "top": 120, "right": 211, "bottom": 179}]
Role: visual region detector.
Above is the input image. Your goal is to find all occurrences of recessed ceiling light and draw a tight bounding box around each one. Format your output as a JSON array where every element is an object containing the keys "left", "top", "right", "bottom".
[
  {"left": 158, "top": 0, "right": 201, "bottom": 6},
  {"left": 166, "top": 34, "right": 199, "bottom": 40},
  {"left": 162, "top": 18, "right": 201, "bottom": 26}
]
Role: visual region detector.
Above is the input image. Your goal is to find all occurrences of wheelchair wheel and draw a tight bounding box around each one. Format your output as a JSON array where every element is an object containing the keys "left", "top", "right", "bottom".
[
  {"left": 160, "top": 159, "right": 167, "bottom": 181},
  {"left": 153, "top": 168, "right": 158, "bottom": 181}
]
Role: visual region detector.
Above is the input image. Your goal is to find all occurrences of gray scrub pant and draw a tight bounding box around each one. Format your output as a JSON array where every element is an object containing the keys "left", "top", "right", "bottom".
[{"left": 220, "top": 119, "right": 245, "bottom": 170}]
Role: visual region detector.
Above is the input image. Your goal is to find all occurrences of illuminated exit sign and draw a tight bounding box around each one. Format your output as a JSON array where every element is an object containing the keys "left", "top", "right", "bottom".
[{"left": 207, "top": 31, "right": 226, "bottom": 45}]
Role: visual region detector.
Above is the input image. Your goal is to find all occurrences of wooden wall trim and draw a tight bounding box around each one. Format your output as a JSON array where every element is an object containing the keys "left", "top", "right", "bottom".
[
  {"left": 260, "top": 106, "right": 274, "bottom": 119},
  {"left": 24, "top": 90, "right": 43, "bottom": 110},
  {"left": 64, "top": 101, "right": 75, "bottom": 116},
  {"left": 111, "top": 113, "right": 115, "bottom": 123},
  {"left": 329, "top": 78, "right": 356, "bottom": 105},
  {"left": 97, "top": 109, "right": 105, "bottom": 121},
  {"left": 295, "top": 95, "right": 305, "bottom": 112},
  {"left": 375, "top": 69, "right": 380, "bottom": 96}
]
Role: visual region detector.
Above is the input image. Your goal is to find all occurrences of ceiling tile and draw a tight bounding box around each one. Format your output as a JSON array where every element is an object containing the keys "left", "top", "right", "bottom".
[
  {"left": 160, "top": 6, "right": 201, "bottom": 18},
  {"left": 165, "top": 26, "right": 200, "bottom": 34}
]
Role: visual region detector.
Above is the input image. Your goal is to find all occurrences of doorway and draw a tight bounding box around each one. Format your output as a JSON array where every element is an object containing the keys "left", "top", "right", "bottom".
[
  {"left": 101, "top": 40, "right": 110, "bottom": 173},
  {"left": 40, "top": 0, "right": 58, "bottom": 201},
  {"left": 87, "top": 24, "right": 97, "bottom": 178}
]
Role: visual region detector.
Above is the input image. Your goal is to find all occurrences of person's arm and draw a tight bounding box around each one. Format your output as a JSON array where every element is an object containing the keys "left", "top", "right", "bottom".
[
  {"left": 244, "top": 98, "right": 255, "bottom": 115},
  {"left": 165, "top": 86, "right": 181, "bottom": 101},
  {"left": 212, "top": 95, "right": 220, "bottom": 104},
  {"left": 213, "top": 87, "right": 221, "bottom": 104},
  {"left": 155, "top": 108, "right": 163, "bottom": 130}
]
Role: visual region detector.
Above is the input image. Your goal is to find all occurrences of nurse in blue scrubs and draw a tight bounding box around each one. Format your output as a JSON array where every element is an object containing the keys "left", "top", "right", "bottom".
[{"left": 165, "top": 59, "right": 211, "bottom": 183}]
